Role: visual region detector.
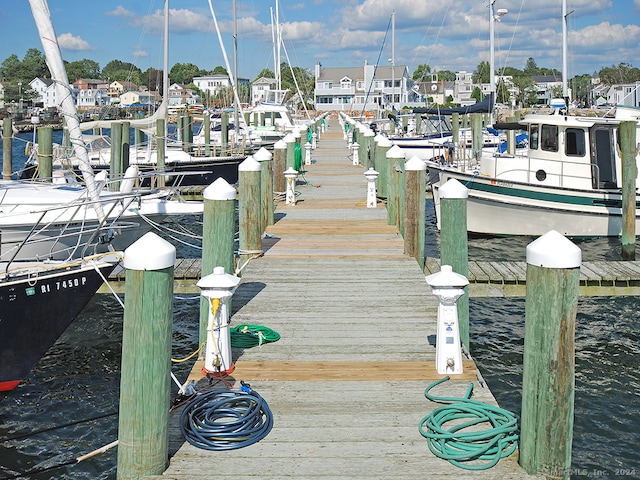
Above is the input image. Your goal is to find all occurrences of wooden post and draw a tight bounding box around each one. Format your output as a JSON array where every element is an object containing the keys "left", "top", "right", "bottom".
[
  {"left": 156, "top": 118, "right": 165, "bottom": 188},
  {"left": 273, "top": 139, "right": 287, "bottom": 195},
  {"left": 620, "top": 120, "right": 637, "bottom": 260},
  {"left": 284, "top": 133, "right": 296, "bottom": 170},
  {"left": 374, "top": 135, "right": 392, "bottom": 199},
  {"left": 254, "top": 147, "right": 274, "bottom": 228},
  {"left": 121, "top": 121, "right": 130, "bottom": 173},
  {"left": 363, "top": 129, "right": 375, "bottom": 169},
  {"left": 439, "top": 178, "right": 470, "bottom": 351},
  {"left": 470, "top": 113, "right": 482, "bottom": 164},
  {"left": 238, "top": 156, "right": 262, "bottom": 272},
  {"left": 117, "top": 232, "right": 175, "bottom": 480},
  {"left": 37, "top": 126, "right": 53, "bottom": 182},
  {"left": 403, "top": 156, "right": 426, "bottom": 270},
  {"left": 110, "top": 122, "right": 122, "bottom": 192},
  {"left": 3, "top": 117, "right": 13, "bottom": 180},
  {"left": 451, "top": 112, "right": 460, "bottom": 161},
  {"left": 520, "top": 230, "right": 580, "bottom": 479},
  {"left": 200, "top": 178, "right": 237, "bottom": 346},
  {"left": 221, "top": 111, "right": 229, "bottom": 151},
  {"left": 386, "top": 145, "right": 405, "bottom": 228},
  {"left": 204, "top": 113, "right": 211, "bottom": 156}
]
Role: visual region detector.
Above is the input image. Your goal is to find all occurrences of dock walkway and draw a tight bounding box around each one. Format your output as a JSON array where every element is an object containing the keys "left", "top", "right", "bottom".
[{"left": 146, "top": 118, "right": 542, "bottom": 479}]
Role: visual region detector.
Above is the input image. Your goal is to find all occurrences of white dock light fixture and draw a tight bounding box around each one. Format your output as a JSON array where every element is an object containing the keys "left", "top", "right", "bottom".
[
  {"left": 426, "top": 265, "right": 469, "bottom": 374},
  {"left": 364, "top": 167, "right": 379, "bottom": 208},
  {"left": 197, "top": 266, "right": 241, "bottom": 375},
  {"left": 284, "top": 167, "right": 298, "bottom": 205},
  {"left": 352, "top": 142, "right": 360, "bottom": 165}
]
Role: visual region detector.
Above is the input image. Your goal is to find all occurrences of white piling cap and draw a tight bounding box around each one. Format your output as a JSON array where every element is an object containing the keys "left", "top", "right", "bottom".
[
  {"left": 283, "top": 133, "right": 296, "bottom": 143},
  {"left": 274, "top": 139, "right": 287, "bottom": 149},
  {"left": 253, "top": 147, "right": 273, "bottom": 161},
  {"left": 526, "top": 230, "right": 581, "bottom": 268},
  {"left": 405, "top": 156, "right": 427, "bottom": 171},
  {"left": 204, "top": 177, "right": 236, "bottom": 201},
  {"left": 386, "top": 145, "right": 406, "bottom": 159},
  {"left": 439, "top": 178, "right": 468, "bottom": 199},
  {"left": 426, "top": 264, "right": 469, "bottom": 288},
  {"left": 124, "top": 232, "right": 176, "bottom": 271},
  {"left": 363, "top": 129, "right": 375, "bottom": 137},
  {"left": 376, "top": 135, "right": 393, "bottom": 147},
  {"left": 238, "top": 155, "right": 261, "bottom": 172}
]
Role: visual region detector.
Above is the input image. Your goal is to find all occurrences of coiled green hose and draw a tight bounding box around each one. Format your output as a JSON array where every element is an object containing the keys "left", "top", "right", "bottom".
[
  {"left": 418, "top": 376, "right": 519, "bottom": 470},
  {"left": 230, "top": 324, "right": 280, "bottom": 348}
]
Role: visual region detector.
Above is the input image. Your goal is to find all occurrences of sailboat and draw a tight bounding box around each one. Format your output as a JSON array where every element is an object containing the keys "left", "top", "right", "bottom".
[
  {"left": 0, "top": 0, "right": 203, "bottom": 392},
  {"left": 425, "top": 0, "right": 640, "bottom": 237}
]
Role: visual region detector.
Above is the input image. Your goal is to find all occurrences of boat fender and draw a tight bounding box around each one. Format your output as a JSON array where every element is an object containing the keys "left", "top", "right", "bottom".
[
  {"left": 120, "top": 165, "right": 139, "bottom": 194},
  {"left": 25, "top": 142, "right": 33, "bottom": 156}
]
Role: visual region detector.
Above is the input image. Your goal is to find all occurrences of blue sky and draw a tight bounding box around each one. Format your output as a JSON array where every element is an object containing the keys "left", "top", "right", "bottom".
[{"left": 2, "top": 0, "right": 640, "bottom": 82}]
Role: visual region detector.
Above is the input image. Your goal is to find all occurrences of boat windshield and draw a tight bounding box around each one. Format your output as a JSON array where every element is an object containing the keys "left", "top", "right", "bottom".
[{"left": 422, "top": 116, "right": 452, "bottom": 136}]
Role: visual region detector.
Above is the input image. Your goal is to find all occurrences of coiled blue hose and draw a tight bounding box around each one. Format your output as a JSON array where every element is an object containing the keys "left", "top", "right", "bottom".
[
  {"left": 418, "top": 376, "right": 519, "bottom": 470},
  {"left": 180, "top": 385, "right": 273, "bottom": 451}
]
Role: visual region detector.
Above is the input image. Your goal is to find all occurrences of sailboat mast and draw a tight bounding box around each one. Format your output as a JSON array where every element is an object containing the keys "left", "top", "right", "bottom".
[
  {"left": 562, "top": 0, "right": 569, "bottom": 106},
  {"left": 391, "top": 11, "right": 395, "bottom": 108},
  {"left": 276, "top": 0, "right": 282, "bottom": 91},
  {"left": 28, "top": 0, "right": 105, "bottom": 221},
  {"left": 162, "top": 0, "right": 169, "bottom": 160},
  {"left": 233, "top": 0, "right": 239, "bottom": 129}
]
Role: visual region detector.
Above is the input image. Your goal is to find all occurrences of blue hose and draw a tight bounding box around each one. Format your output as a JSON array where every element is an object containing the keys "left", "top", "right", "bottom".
[
  {"left": 180, "top": 384, "right": 273, "bottom": 451},
  {"left": 418, "top": 376, "right": 519, "bottom": 470}
]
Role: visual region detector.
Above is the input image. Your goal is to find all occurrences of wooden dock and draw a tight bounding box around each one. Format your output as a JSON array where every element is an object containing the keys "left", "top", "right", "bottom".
[
  {"left": 106, "top": 256, "right": 640, "bottom": 297},
  {"left": 143, "top": 118, "right": 543, "bottom": 479}
]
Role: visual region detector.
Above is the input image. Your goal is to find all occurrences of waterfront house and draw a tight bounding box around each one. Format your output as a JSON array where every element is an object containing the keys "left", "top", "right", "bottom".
[
  {"left": 29, "top": 77, "right": 57, "bottom": 109},
  {"left": 251, "top": 76, "right": 277, "bottom": 105}
]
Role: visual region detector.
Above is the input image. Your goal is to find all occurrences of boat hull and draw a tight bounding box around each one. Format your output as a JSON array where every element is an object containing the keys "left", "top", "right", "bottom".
[
  {"left": 0, "top": 259, "right": 117, "bottom": 391},
  {"left": 430, "top": 167, "right": 638, "bottom": 237}
]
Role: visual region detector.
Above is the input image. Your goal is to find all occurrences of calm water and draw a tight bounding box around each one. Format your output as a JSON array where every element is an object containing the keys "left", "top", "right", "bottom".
[{"left": 0, "top": 153, "right": 638, "bottom": 477}]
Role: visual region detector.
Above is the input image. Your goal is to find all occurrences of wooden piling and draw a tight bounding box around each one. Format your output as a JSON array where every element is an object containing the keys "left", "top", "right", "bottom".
[
  {"left": 403, "top": 156, "right": 426, "bottom": 270},
  {"left": 204, "top": 113, "right": 211, "bottom": 156},
  {"left": 2, "top": 117, "right": 13, "bottom": 180},
  {"left": 254, "top": 147, "right": 274, "bottom": 228},
  {"left": 117, "top": 233, "right": 175, "bottom": 480},
  {"left": 238, "top": 156, "right": 262, "bottom": 272},
  {"left": 520, "top": 230, "right": 580, "bottom": 479},
  {"left": 363, "top": 129, "right": 375, "bottom": 169},
  {"left": 620, "top": 120, "right": 637, "bottom": 260},
  {"left": 284, "top": 133, "right": 296, "bottom": 170},
  {"left": 373, "top": 135, "right": 392, "bottom": 198},
  {"left": 121, "top": 121, "right": 130, "bottom": 173},
  {"left": 200, "top": 178, "right": 237, "bottom": 346},
  {"left": 37, "top": 126, "right": 53, "bottom": 182},
  {"left": 156, "top": 118, "right": 165, "bottom": 188},
  {"left": 386, "top": 145, "right": 405, "bottom": 229},
  {"left": 273, "top": 139, "right": 287, "bottom": 194},
  {"left": 438, "top": 178, "right": 470, "bottom": 351},
  {"left": 470, "top": 113, "right": 482, "bottom": 163},
  {"left": 451, "top": 113, "right": 460, "bottom": 160},
  {"left": 221, "top": 112, "right": 229, "bottom": 150},
  {"left": 110, "top": 122, "right": 122, "bottom": 191}
]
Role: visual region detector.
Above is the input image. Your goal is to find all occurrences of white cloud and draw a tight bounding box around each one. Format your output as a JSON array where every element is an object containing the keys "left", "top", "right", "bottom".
[
  {"left": 57, "top": 33, "right": 96, "bottom": 51},
  {"left": 105, "top": 5, "right": 135, "bottom": 18},
  {"left": 132, "top": 49, "right": 148, "bottom": 58}
]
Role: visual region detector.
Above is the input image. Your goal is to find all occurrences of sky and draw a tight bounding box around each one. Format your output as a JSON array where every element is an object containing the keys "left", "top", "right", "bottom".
[{"left": 2, "top": 0, "right": 640, "bottom": 83}]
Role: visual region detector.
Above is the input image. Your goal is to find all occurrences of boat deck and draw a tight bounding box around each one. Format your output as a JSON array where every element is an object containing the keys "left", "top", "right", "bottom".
[{"left": 142, "top": 117, "right": 542, "bottom": 479}]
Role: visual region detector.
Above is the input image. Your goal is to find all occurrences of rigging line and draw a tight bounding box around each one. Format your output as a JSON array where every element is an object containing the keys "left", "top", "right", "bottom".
[
  {"left": 280, "top": 41, "right": 311, "bottom": 120},
  {"left": 408, "top": 3, "right": 451, "bottom": 78},
  {"left": 500, "top": 0, "right": 524, "bottom": 74},
  {"left": 360, "top": 13, "right": 393, "bottom": 119}
]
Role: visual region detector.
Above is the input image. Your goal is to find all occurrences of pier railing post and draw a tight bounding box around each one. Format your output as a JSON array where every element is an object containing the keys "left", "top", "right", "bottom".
[
  {"left": 386, "top": 145, "right": 405, "bottom": 228},
  {"left": 620, "top": 120, "right": 637, "bottom": 260},
  {"left": 373, "top": 135, "right": 392, "bottom": 198},
  {"left": 117, "top": 232, "right": 175, "bottom": 480},
  {"left": 2, "top": 117, "right": 13, "bottom": 180},
  {"left": 439, "top": 178, "right": 470, "bottom": 351},
  {"left": 238, "top": 156, "right": 262, "bottom": 272},
  {"left": 200, "top": 178, "right": 237, "bottom": 346},
  {"left": 520, "top": 230, "right": 580, "bottom": 479},
  {"left": 254, "top": 147, "right": 274, "bottom": 228},
  {"left": 403, "top": 156, "right": 426, "bottom": 270},
  {"left": 273, "top": 139, "right": 287, "bottom": 195},
  {"left": 36, "top": 126, "right": 53, "bottom": 182}
]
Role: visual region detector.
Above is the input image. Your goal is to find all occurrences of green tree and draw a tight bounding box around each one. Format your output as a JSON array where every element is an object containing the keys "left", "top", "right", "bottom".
[
  {"left": 496, "top": 79, "right": 510, "bottom": 104},
  {"left": 569, "top": 73, "right": 591, "bottom": 106},
  {"left": 598, "top": 62, "right": 640, "bottom": 85},
  {"left": 102, "top": 59, "right": 143, "bottom": 84},
  {"left": 471, "top": 86, "right": 483, "bottom": 103},
  {"left": 412, "top": 64, "right": 431, "bottom": 81},
  {"left": 474, "top": 61, "right": 491, "bottom": 84},
  {"left": 212, "top": 65, "right": 227, "bottom": 75},
  {"left": 254, "top": 68, "right": 275, "bottom": 81},
  {"left": 169, "top": 62, "right": 204, "bottom": 84},
  {"left": 142, "top": 67, "right": 164, "bottom": 93},
  {"left": 280, "top": 63, "right": 314, "bottom": 107},
  {"left": 523, "top": 57, "right": 539, "bottom": 76},
  {"left": 435, "top": 70, "right": 456, "bottom": 82},
  {"left": 65, "top": 59, "right": 101, "bottom": 81}
]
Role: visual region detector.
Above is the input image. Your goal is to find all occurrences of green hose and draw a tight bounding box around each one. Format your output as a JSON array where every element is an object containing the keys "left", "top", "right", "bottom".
[
  {"left": 418, "top": 376, "right": 519, "bottom": 470},
  {"left": 230, "top": 324, "right": 280, "bottom": 348}
]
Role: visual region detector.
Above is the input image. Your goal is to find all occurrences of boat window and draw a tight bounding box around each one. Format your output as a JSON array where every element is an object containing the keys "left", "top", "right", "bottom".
[
  {"left": 529, "top": 125, "right": 539, "bottom": 150},
  {"left": 565, "top": 128, "right": 586, "bottom": 156},
  {"left": 541, "top": 125, "right": 558, "bottom": 152}
]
